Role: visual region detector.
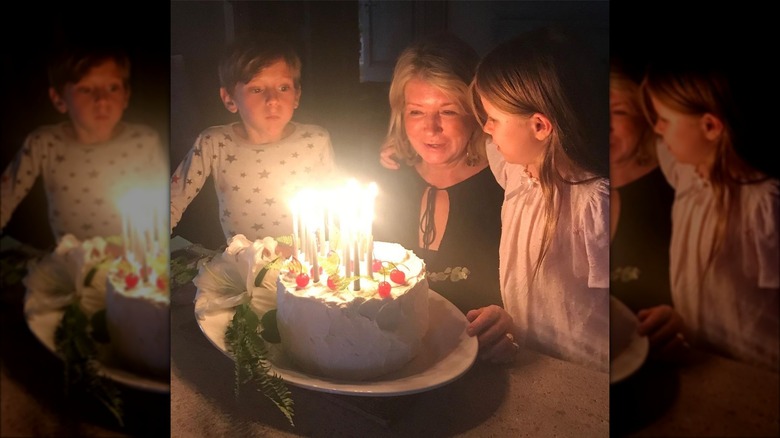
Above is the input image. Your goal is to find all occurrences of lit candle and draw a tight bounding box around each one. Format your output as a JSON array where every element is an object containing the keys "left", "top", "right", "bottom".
[
  {"left": 310, "top": 228, "right": 320, "bottom": 283},
  {"left": 343, "top": 228, "right": 352, "bottom": 278},
  {"left": 291, "top": 200, "right": 299, "bottom": 257},
  {"left": 366, "top": 236, "right": 373, "bottom": 279},
  {"left": 115, "top": 184, "right": 169, "bottom": 289},
  {"left": 353, "top": 237, "right": 360, "bottom": 291}
]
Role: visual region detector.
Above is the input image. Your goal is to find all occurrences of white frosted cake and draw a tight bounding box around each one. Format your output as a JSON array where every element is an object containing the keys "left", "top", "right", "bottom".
[
  {"left": 106, "top": 256, "right": 170, "bottom": 378},
  {"left": 276, "top": 241, "right": 429, "bottom": 381}
]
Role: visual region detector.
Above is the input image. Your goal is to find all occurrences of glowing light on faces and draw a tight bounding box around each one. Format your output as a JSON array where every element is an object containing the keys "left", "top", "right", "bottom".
[
  {"left": 57, "top": 59, "right": 130, "bottom": 144},
  {"left": 609, "top": 89, "right": 645, "bottom": 166},
  {"left": 650, "top": 95, "right": 716, "bottom": 167},
  {"left": 479, "top": 96, "right": 542, "bottom": 166},
  {"left": 229, "top": 59, "right": 301, "bottom": 144},
  {"left": 403, "top": 78, "right": 473, "bottom": 167}
]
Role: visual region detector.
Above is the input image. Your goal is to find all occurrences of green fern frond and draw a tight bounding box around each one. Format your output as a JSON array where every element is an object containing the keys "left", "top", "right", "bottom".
[
  {"left": 55, "top": 301, "right": 124, "bottom": 426},
  {"left": 225, "top": 303, "right": 295, "bottom": 426}
]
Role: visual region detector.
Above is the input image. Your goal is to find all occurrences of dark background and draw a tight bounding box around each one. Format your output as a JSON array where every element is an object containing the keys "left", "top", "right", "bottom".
[
  {"left": 0, "top": 1, "right": 609, "bottom": 251},
  {"left": 611, "top": 3, "right": 778, "bottom": 180},
  {"left": 170, "top": 0, "right": 609, "bottom": 249},
  {"left": 0, "top": 3, "right": 170, "bottom": 250}
]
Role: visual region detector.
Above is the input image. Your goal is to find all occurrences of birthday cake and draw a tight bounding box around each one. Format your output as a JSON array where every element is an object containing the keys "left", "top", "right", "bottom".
[
  {"left": 276, "top": 241, "right": 429, "bottom": 381},
  {"left": 105, "top": 253, "right": 170, "bottom": 378},
  {"left": 23, "top": 234, "right": 170, "bottom": 378}
]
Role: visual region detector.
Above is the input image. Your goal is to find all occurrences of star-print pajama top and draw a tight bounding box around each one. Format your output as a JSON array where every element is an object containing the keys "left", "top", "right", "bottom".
[
  {"left": 170, "top": 122, "right": 336, "bottom": 243},
  {"left": 1, "top": 122, "right": 167, "bottom": 242}
]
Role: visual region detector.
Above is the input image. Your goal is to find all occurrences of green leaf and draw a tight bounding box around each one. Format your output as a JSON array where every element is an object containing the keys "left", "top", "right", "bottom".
[
  {"left": 275, "top": 235, "right": 293, "bottom": 246},
  {"left": 90, "top": 310, "right": 110, "bottom": 343},
  {"left": 254, "top": 257, "right": 280, "bottom": 287},
  {"left": 54, "top": 301, "right": 123, "bottom": 426},
  {"left": 83, "top": 266, "right": 98, "bottom": 287},
  {"left": 225, "top": 303, "right": 294, "bottom": 426},
  {"left": 260, "top": 309, "right": 281, "bottom": 343}
]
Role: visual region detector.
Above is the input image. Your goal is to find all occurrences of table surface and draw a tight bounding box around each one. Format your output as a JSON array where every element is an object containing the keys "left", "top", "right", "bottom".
[
  {"left": 2, "top": 241, "right": 778, "bottom": 437},
  {"left": 170, "top": 283, "right": 610, "bottom": 438},
  {"left": 0, "top": 282, "right": 169, "bottom": 437}
]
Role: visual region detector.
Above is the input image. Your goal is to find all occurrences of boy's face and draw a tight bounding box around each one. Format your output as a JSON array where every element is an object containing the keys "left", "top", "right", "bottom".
[
  {"left": 49, "top": 59, "right": 130, "bottom": 144},
  {"left": 220, "top": 59, "right": 301, "bottom": 144}
]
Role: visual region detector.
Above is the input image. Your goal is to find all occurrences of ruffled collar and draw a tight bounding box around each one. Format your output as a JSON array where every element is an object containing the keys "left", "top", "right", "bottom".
[
  {"left": 520, "top": 165, "right": 540, "bottom": 186},
  {"left": 676, "top": 167, "right": 713, "bottom": 204}
]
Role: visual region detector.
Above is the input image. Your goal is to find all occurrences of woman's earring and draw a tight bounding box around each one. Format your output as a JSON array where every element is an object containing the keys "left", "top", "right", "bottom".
[{"left": 466, "top": 151, "right": 478, "bottom": 167}]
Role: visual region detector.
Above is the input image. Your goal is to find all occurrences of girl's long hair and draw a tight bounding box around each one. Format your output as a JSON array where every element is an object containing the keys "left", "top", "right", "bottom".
[
  {"left": 639, "top": 59, "right": 769, "bottom": 265},
  {"left": 469, "top": 26, "right": 608, "bottom": 282}
]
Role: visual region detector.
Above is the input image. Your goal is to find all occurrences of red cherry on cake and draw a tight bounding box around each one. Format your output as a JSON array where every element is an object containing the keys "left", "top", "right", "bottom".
[
  {"left": 372, "top": 260, "right": 383, "bottom": 273},
  {"left": 125, "top": 273, "right": 139, "bottom": 289},
  {"left": 390, "top": 269, "right": 406, "bottom": 284},
  {"left": 156, "top": 276, "right": 167, "bottom": 291},
  {"left": 327, "top": 274, "right": 339, "bottom": 290},
  {"left": 296, "top": 273, "right": 310, "bottom": 288},
  {"left": 378, "top": 281, "right": 391, "bottom": 298},
  {"left": 310, "top": 266, "right": 323, "bottom": 277}
]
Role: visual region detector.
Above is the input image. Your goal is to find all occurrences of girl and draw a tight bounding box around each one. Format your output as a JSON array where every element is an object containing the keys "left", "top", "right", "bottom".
[
  {"left": 639, "top": 60, "right": 779, "bottom": 371},
  {"left": 466, "top": 27, "right": 610, "bottom": 371}
]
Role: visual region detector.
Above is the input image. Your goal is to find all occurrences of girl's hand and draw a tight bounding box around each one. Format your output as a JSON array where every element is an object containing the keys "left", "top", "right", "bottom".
[
  {"left": 379, "top": 144, "right": 400, "bottom": 170},
  {"left": 466, "top": 305, "right": 519, "bottom": 364},
  {"left": 637, "top": 305, "right": 691, "bottom": 362}
]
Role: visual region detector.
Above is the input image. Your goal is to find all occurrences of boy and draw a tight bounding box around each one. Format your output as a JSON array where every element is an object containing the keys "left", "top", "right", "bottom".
[
  {"left": 1, "top": 44, "right": 167, "bottom": 242},
  {"left": 170, "top": 32, "right": 335, "bottom": 242}
]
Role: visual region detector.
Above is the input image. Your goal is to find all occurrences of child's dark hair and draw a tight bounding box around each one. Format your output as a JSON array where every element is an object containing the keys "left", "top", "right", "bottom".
[
  {"left": 48, "top": 44, "right": 131, "bottom": 94},
  {"left": 218, "top": 32, "right": 302, "bottom": 95}
]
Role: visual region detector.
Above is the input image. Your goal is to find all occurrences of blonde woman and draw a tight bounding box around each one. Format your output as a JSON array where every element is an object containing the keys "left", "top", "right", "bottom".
[{"left": 373, "top": 33, "right": 505, "bottom": 356}]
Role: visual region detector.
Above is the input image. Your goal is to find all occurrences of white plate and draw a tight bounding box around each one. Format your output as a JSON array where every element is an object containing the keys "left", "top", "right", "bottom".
[
  {"left": 196, "top": 290, "right": 478, "bottom": 396},
  {"left": 610, "top": 296, "right": 649, "bottom": 384},
  {"left": 25, "top": 308, "right": 170, "bottom": 393}
]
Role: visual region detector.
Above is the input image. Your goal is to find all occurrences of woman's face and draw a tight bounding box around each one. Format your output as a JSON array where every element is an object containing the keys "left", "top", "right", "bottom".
[
  {"left": 480, "top": 96, "right": 542, "bottom": 165},
  {"left": 650, "top": 95, "right": 716, "bottom": 166},
  {"left": 609, "top": 88, "right": 645, "bottom": 166},
  {"left": 403, "top": 78, "right": 474, "bottom": 167}
]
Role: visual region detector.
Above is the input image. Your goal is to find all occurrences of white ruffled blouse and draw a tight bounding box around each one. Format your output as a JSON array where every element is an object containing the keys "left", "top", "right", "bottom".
[
  {"left": 487, "top": 141, "right": 610, "bottom": 372},
  {"left": 657, "top": 141, "right": 779, "bottom": 371}
]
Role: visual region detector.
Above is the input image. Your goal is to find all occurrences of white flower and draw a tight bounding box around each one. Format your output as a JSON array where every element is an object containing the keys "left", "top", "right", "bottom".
[
  {"left": 194, "top": 234, "right": 281, "bottom": 319},
  {"left": 23, "top": 234, "right": 116, "bottom": 317}
]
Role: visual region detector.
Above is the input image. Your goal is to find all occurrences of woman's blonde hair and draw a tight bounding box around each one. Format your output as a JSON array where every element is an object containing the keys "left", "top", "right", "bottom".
[
  {"left": 610, "top": 62, "right": 657, "bottom": 167},
  {"left": 469, "top": 26, "right": 608, "bottom": 282},
  {"left": 384, "top": 33, "right": 487, "bottom": 166}
]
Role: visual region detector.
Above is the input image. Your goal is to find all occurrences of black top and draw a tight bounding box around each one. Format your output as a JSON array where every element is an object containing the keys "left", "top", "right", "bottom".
[
  {"left": 610, "top": 167, "right": 675, "bottom": 313},
  {"left": 374, "top": 166, "right": 504, "bottom": 314}
]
